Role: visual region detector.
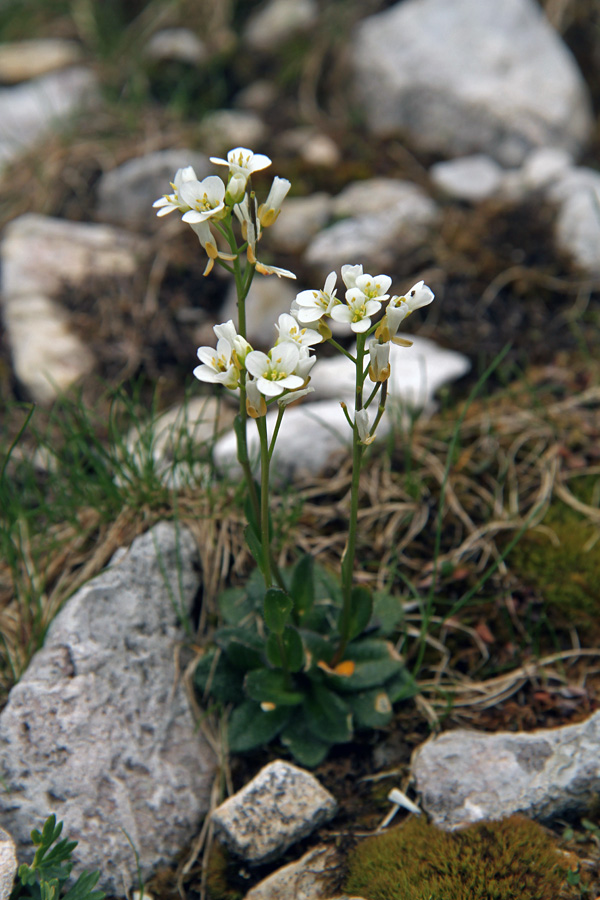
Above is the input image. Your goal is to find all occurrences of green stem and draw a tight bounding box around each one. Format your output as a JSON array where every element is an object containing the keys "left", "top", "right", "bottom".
[
  {"left": 335, "top": 334, "right": 367, "bottom": 663},
  {"left": 327, "top": 337, "right": 356, "bottom": 363},
  {"left": 256, "top": 415, "right": 272, "bottom": 587}
]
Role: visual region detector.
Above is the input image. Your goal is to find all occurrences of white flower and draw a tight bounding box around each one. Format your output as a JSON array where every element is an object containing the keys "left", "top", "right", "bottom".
[
  {"left": 210, "top": 147, "right": 272, "bottom": 202},
  {"left": 368, "top": 340, "right": 391, "bottom": 382},
  {"left": 275, "top": 313, "right": 322, "bottom": 348},
  {"left": 385, "top": 297, "right": 410, "bottom": 337},
  {"left": 353, "top": 272, "right": 392, "bottom": 302},
  {"left": 277, "top": 386, "right": 314, "bottom": 408},
  {"left": 180, "top": 175, "right": 226, "bottom": 225},
  {"left": 355, "top": 408, "right": 375, "bottom": 445},
  {"left": 234, "top": 194, "right": 261, "bottom": 261},
  {"left": 330, "top": 292, "right": 381, "bottom": 333},
  {"left": 213, "top": 320, "right": 252, "bottom": 364},
  {"left": 341, "top": 264, "right": 363, "bottom": 291},
  {"left": 193, "top": 338, "right": 239, "bottom": 389},
  {"left": 245, "top": 344, "right": 304, "bottom": 397},
  {"left": 258, "top": 177, "right": 291, "bottom": 227},
  {"left": 152, "top": 165, "right": 198, "bottom": 216},
  {"left": 189, "top": 221, "right": 236, "bottom": 276},
  {"left": 295, "top": 271, "right": 338, "bottom": 323},
  {"left": 294, "top": 346, "right": 317, "bottom": 381},
  {"left": 255, "top": 261, "right": 297, "bottom": 279},
  {"left": 246, "top": 379, "right": 267, "bottom": 418},
  {"left": 402, "top": 280, "right": 435, "bottom": 312}
]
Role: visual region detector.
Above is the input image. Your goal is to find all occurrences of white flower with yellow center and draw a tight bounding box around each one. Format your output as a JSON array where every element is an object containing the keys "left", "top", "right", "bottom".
[
  {"left": 295, "top": 271, "right": 338, "bottom": 324},
  {"left": 213, "top": 320, "right": 252, "bottom": 365},
  {"left": 180, "top": 175, "right": 226, "bottom": 224},
  {"left": 152, "top": 165, "right": 198, "bottom": 216},
  {"left": 193, "top": 338, "right": 239, "bottom": 389},
  {"left": 210, "top": 147, "right": 272, "bottom": 202},
  {"left": 275, "top": 313, "right": 322, "bottom": 348},
  {"left": 385, "top": 296, "right": 410, "bottom": 337},
  {"left": 402, "top": 280, "right": 435, "bottom": 312},
  {"left": 258, "top": 177, "right": 291, "bottom": 227},
  {"left": 245, "top": 344, "right": 304, "bottom": 397},
  {"left": 330, "top": 291, "right": 381, "bottom": 333},
  {"left": 353, "top": 272, "right": 392, "bottom": 302},
  {"left": 294, "top": 346, "right": 317, "bottom": 381}
]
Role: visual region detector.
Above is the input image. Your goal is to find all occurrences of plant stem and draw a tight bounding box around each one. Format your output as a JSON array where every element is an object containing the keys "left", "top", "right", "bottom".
[
  {"left": 335, "top": 334, "right": 366, "bottom": 662},
  {"left": 256, "top": 415, "right": 272, "bottom": 587}
]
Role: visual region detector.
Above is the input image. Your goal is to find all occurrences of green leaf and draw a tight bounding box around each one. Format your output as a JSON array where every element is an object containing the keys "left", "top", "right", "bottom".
[
  {"left": 245, "top": 668, "right": 305, "bottom": 706},
  {"left": 244, "top": 524, "right": 265, "bottom": 574},
  {"left": 385, "top": 667, "right": 419, "bottom": 703},
  {"left": 328, "top": 639, "right": 404, "bottom": 692},
  {"left": 243, "top": 479, "right": 261, "bottom": 538},
  {"left": 62, "top": 869, "right": 105, "bottom": 900},
  {"left": 31, "top": 829, "right": 43, "bottom": 845},
  {"left": 218, "top": 586, "right": 253, "bottom": 626},
  {"left": 280, "top": 718, "right": 331, "bottom": 767},
  {"left": 371, "top": 590, "right": 404, "bottom": 636},
  {"left": 263, "top": 588, "right": 293, "bottom": 635},
  {"left": 304, "top": 685, "right": 353, "bottom": 743},
  {"left": 266, "top": 627, "right": 304, "bottom": 673},
  {"left": 347, "top": 688, "right": 393, "bottom": 729},
  {"left": 194, "top": 649, "right": 245, "bottom": 705},
  {"left": 344, "top": 586, "right": 373, "bottom": 641},
  {"left": 228, "top": 700, "right": 291, "bottom": 753},
  {"left": 290, "top": 554, "right": 315, "bottom": 624},
  {"left": 215, "top": 627, "right": 264, "bottom": 671}
]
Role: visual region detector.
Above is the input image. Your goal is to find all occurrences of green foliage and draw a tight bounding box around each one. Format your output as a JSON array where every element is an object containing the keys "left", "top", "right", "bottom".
[
  {"left": 11, "top": 815, "right": 105, "bottom": 900},
  {"left": 343, "top": 814, "right": 581, "bottom": 900},
  {"left": 509, "top": 485, "right": 600, "bottom": 638},
  {"left": 195, "top": 557, "right": 416, "bottom": 766}
]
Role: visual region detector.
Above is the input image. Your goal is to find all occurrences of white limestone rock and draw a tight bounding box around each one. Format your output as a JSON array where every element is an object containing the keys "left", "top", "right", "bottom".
[
  {"left": 268, "top": 193, "right": 332, "bottom": 254},
  {"left": 96, "top": 149, "right": 211, "bottom": 229},
  {"left": 0, "top": 67, "right": 98, "bottom": 170},
  {"left": 198, "top": 109, "right": 266, "bottom": 156},
  {"left": 430, "top": 155, "right": 504, "bottom": 203},
  {"left": 244, "top": 845, "right": 340, "bottom": 900},
  {"left": 144, "top": 28, "right": 207, "bottom": 65},
  {"left": 243, "top": 0, "right": 319, "bottom": 53},
  {"left": 2, "top": 293, "right": 93, "bottom": 404},
  {"left": 0, "top": 828, "right": 17, "bottom": 900},
  {"left": 212, "top": 761, "right": 337, "bottom": 864},
  {"left": 412, "top": 710, "right": 600, "bottom": 829},
  {"left": 330, "top": 178, "right": 430, "bottom": 218},
  {"left": 0, "top": 39, "right": 83, "bottom": 84},
  {"left": 352, "top": 0, "right": 593, "bottom": 165},
  {"left": 547, "top": 167, "right": 600, "bottom": 276},
  {"left": 0, "top": 523, "right": 216, "bottom": 895},
  {"left": 305, "top": 183, "right": 438, "bottom": 274}
]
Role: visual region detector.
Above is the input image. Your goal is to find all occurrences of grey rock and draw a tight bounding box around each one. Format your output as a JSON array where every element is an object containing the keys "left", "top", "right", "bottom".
[
  {"left": 305, "top": 184, "right": 438, "bottom": 274},
  {"left": 214, "top": 399, "right": 356, "bottom": 482},
  {"left": 0, "top": 523, "right": 216, "bottom": 895},
  {"left": 330, "top": 178, "right": 428, "bottom": 218},
  {"left": 2, "top": 293, "right": 93, "bottom": 404},
  {"left": 243, "top": 0, "right": 319, "bottom": 53},
  {"left": 0, "top": 67, "right": 98, "bottom": 170},
  {"left": 0, "top": 828, "right": 17, "bottom": 900},
  {"left": 244, "top": 845, "right": 340, "bottom": 900},
  {"left": 0, "top": 39, "right": 83, "bottom": 84},
  {"left": 212, "top": 761, "right": 337, "bottom": 865},
  {"left": 234, "top": 79, "right": 279, "bottom": 114},
  {"left": 220, "top": 276, "right": 298, "bottom": 347},
  {"left": 198, "top": 110, "right": 266, "bottom": 156},
  {"left": 268, "top": 193, "right": 332, "bottom": 254},
  {"left": 412, "top": 710, "right": 600, "bottom": 829},
  {"left": 1, "top": 214, "right": 146, "bottom": 298},
  {"left": 353, "top": 0, "right": 593, "bottom": 165},
  {"left": 547, "top": 166, "right": 600, "bottom": 276},
  {"left": 0, "top": 215, "right": 147, "bottom": 401},
  {"left": 430, "top": 155, "right": 504, "bottom": 202},
  {"left": 275, "top": 128, "right": 341, "bottom": 169},
  {"left": 145, "top": 29, "right": 207, "bottom": 65},
  {"left": 96, "top": 149, "right": 211, "bottom": 229}
]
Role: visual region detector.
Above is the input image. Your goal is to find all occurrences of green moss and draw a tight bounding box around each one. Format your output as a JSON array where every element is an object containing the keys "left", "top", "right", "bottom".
[
  {"left": 344, "top": 815, "right": 576, "bottom": 900},
  {"left": 205, "top": 843, "right": 244, "bottom": 900},
  {"left": 509, "top": 488, "right": 600, "bottom": 635}
]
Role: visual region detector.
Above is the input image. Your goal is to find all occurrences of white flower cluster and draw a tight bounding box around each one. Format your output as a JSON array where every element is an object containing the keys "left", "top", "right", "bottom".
[{"left": 152, "top": 147, "right": 293, "bottom": 276}]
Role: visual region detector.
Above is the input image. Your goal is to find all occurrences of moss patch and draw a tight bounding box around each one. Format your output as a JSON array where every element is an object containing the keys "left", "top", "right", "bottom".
[{"left": 343, "top": 815, "right": 577, "bottom": 900}]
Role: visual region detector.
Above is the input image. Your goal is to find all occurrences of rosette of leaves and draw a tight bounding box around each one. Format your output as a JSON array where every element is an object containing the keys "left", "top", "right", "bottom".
[
  {"left": 11, "top": 815, "right": 105, "bottom": 900},
  {"left": 194, "top": 556, "right": 417, "bottom": 766}
]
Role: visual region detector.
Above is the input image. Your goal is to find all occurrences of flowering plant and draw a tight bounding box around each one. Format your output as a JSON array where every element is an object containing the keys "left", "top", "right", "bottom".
[{"left": 154, "top": 148, "right": 434, "bottom": 765}]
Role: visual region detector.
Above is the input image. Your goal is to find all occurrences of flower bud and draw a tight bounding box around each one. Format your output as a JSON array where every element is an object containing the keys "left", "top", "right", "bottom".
[
  {"left": 368, "top": 340, "right": 391, "bottom": 383},
  {"left": 258, "top": 176, "right": 291, "bottom": 227},
  {"left": 246, "top": 379, "right": 267, "bottom": 418}
]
